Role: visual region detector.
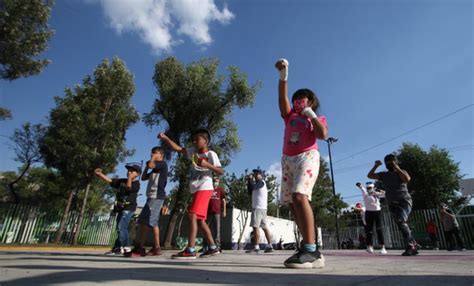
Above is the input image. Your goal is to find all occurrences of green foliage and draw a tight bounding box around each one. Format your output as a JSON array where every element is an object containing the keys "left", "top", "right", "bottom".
[
  {"left": 224, "top": 170, "right": 252, "bottom": 211},
  {"left": 311, "top": 158, "right": 349, "bottom": 231},
  {"left": 0, "top": 0, "right": 54, "bottom": 80},
  {"left": 396, "top": 143, "right": 462, "bottom": 209},
  {"left": 40, "top": 57, "right": 139, "bottom": 182},
  {"left": 143, "top": 57, "right": 261, "bottom": 207},
  {"left": 0, "top": 107, "right": 12, "bottom": 120},
  {"left": 11, "top": 122, "right": 45, "bottom": 165}
]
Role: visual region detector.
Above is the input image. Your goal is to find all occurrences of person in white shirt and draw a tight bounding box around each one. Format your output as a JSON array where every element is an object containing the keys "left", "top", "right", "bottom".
[
  {"left": 246, "top": 168, "right": 273, "bottom": 253},
  {"left": 356, "top": 182, "right": 387, "bottom": 254}
]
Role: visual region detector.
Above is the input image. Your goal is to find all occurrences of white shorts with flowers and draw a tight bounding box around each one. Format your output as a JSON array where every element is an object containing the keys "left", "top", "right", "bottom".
[{"left": 280, "top": 149, "right": 320, "bottom": 206}]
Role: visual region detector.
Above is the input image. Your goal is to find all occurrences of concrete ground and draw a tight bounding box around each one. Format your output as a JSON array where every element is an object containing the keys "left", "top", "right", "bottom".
[{"left": 0, "top": 247, "right": 473, "bottom": 285}]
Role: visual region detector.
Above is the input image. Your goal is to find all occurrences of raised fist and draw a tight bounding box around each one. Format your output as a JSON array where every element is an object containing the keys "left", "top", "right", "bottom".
[
  {"left": 94, "top": 168, "right": 103, "bottom": 175},
  {"left": 275, "top": 58, "right": 289, "bottom": 71},
  {"left": 374, "top": 160, "right": 382, "bottom": 167},
  {"left": 356, "top": 182, "right": 362, "bottom": 187}
]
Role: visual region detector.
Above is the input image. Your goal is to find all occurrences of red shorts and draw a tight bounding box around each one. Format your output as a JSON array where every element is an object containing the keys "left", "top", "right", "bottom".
[{"left": 188, "top": 190, "right": 213, "bottom": 220}]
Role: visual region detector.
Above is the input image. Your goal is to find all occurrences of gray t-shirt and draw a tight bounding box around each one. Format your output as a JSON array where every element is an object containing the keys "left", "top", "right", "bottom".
[
  {"left": 144, "top": 161, "right": 168, "bottom": 199},
  {"left": 377, "top": 171, "right": 411, "bottom": 203}
]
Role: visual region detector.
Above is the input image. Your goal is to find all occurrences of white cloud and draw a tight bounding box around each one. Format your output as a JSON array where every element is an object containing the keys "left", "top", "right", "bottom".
[
  {"left": 96, "top": 0, "right": 234, "bottom": 53},
  {"left": 267, "top": 161, "right": 282, "bottom": 187}
]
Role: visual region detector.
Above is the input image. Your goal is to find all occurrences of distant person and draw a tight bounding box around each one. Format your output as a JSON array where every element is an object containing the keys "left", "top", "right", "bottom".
[
  {"left": 426, "top": 218, "right": 439, "bottom": 250},
  {"left": 95, "top": 163, "right": 141, "bottom": 255},
  {"left": 206, "top": 177, "right": 227, "bottom": 251},
  {"left": 126, "top": 147, "right": 168, "bottom": 257},
  {"left": 440, "top": 204, "right": 466, "bottom": 251},
  {"left": 159, "top": 129, "right": 224, "bottom": 259},
  {"left": 368, "top": 154, "right": 418, "bottom": 256},
  {"left": 356, "top": 182, "right": 387, "bottom": 254},
  {"left": 275, "top": 58, "right": 328, "bottom": 269},
  {"left": 246, "top": 168, "right": 273, "bottom": 253}
]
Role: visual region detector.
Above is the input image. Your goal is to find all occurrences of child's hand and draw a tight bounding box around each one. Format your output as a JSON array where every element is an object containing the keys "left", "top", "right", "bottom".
[
  {"left": 301, "top": 107, "right": 318, "bottom": 119},
  {"left": 94, "top": 168, "right": 103, "bottom": 175},
  {"left": 392, "top": 162, "right": 401, "bottom": 171},
  {"left": 374, "top": 160, "right": 382, "bottom": 167},
  {"left": 275, "top": 58, "right": 289, "bottom": 81},
  {"left": 157, "top": 132, "right": 167, "bottom": 140},
  {"left": 147, "top": 160, "right": 156, "bottom": 169},
  {"left": 356, "top": 182, "right": 362, "bottom": 187},
  {"left": 197, "top": 158, "right": 211, "bottom": 168},
  {"left": 127, "top": 171, "right": 138, "bottom": 180}
]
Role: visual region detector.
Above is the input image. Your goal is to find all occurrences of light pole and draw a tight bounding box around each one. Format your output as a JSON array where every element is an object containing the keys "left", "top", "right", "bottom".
[{"left": 326, "top": 137, "right": 341, "bottom": 249}]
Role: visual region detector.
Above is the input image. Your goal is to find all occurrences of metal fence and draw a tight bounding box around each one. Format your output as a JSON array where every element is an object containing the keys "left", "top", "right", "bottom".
[
  {"left": 0, "top": 204, "right": 118, "bottom": 245},
  {"left": 322, "top": 206, "right": 474, "bottom": 250}
]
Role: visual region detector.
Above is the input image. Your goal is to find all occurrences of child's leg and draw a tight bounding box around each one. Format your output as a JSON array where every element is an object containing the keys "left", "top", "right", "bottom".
[
  {"left": 292, "top": 193, "right": 315, "bottom": 246},
  {"left": 263, "top": 227, "right": 272, "bottom": 245},
  {"left": 188, "top": 213, "right": 198, "bottom": 248},
  {"left": 136, "top": 224, "right": 147, "bottom": 247},
  {"left": 374, "top": 211, "right": 385, "bottom": 246},
  {"left": 198, "top": 219, "right": 216, "bottom": 246},
  {"left": 152, "top": 226, "right": 160, "bottom": 249},
  {"left": 253, "top": 227, "right": 260, "bottom": 248}
]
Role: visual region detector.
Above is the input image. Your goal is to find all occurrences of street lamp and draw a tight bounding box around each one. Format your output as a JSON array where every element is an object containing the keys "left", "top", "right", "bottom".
[{"left": 326, "top": 137, "right": 341, "bottom": 249}]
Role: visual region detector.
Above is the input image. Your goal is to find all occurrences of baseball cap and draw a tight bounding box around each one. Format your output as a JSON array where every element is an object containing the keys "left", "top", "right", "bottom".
[{"left": 125, "top": 162, "right": 142, "bottom": 174}]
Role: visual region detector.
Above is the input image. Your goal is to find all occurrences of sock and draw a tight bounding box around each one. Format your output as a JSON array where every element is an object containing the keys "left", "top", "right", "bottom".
[
  {"left": 254, "top": 245, "right": 260, "bottom": 250},
  {"left": 187, "top": 247, "right": 196, "bottom": 253},
  {"left": 304, "top": 243, "right": 316, "bottom": 252},
  {"left": 210, "top": 245, "right": 217, "bottom": 250}
]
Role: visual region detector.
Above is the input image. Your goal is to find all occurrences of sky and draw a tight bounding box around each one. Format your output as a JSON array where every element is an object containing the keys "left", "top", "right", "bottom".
[{"left": 1, "top": 0, "right": 472, "bottom": 207}]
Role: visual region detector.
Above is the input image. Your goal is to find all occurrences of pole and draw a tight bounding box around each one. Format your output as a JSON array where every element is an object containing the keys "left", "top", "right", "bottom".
[{"left": 327, "top": 137, "right": 341, "bottom": 249}]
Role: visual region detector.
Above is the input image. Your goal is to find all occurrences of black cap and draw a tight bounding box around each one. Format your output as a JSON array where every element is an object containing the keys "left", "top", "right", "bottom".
[{"left": 125, "top": 162, "right": 142, "bottom": 174}]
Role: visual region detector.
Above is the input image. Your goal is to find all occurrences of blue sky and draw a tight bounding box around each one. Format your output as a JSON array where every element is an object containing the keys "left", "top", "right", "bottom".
[{"left": 1, "top": 0, "right": 472, "bottom": 207}]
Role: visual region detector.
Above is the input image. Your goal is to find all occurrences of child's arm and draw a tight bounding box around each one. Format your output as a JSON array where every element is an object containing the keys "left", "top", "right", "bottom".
[
  {"left": 367, "top": 160, "right": 382, "bottom": 180},
  {"left": 392, "top": 162, "right": 411, "bottom": 183},
  {"left": 356, "top": 182, "right": 368, "bottom": 195},
  {"left": 222, "top": 194, "right": 227, "bottom": 218},
  {"left": 275, "top": 59, "right": 291, "bottom": 118},
  {"left": 199, "top": 159, "right": 224, "bottom": 176},
  {"left": 158, "top": 132, "right": 186, "bottom": 156},
  {"left": 94, "top": 168, "right": 112, "bottom": 184}
]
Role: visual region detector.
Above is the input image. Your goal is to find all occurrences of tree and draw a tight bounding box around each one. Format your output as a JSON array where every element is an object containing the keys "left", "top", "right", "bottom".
[
  {"left": 311, "top": 158, "right": 348, "bottom": 231},
  {"left": 40, "top": 57, "right": 139, "bottom": 244},
  {"left": 0, "top": 0, "right": 54, "bottom": 80},
  {"left": 396, "top": 143, "right": 462, "bottom": 209},
  {"left": 0, "top": 107, "right": 12, "bottom": 120},
  {"left": 8, "top": 122, "right": 45, "bottom": 203},
  {"left": 143, "top": 57, "right": 260, "bottom": 248}
]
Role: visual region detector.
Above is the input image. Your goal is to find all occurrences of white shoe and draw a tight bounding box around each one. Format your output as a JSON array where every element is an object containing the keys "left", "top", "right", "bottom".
[
  {"left": 380, "top": 247, "right": 387, "bottom": 254},
  {"left": 366, "top": 246, "right": 374, "bottom": 253}
]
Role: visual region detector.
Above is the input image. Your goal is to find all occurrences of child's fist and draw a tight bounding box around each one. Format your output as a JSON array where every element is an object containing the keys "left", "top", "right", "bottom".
[
  {"left": 374, "top": 160, "right": 382, "bottom": 167},
  {"left": 94, "top": 168, "right": 103, "bottom": 175},
  {"left": 157, "top": 132, "right": 167, "bottom": 140},
  {"left": 275, "top": 58, "right": 289, "bottom": 81},
  {"left": 356, "top": 182, "right": 362, "bottom": 187}
]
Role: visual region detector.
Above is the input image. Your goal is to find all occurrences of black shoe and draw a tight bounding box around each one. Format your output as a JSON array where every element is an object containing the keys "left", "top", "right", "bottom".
[
  {"left": 264, "top": 247, "right": 274, "bottom": 253},
  {"left": 401, "top": 246, "right": 419, "bottom": 256},
  {"left": 200, "top": 247, "right": 220, "bottom": 258},
  {"left": 284, "top": 249, "right": 325, "bottom": 269},
  {"left": 245, "top": 248, "right": 260, "bottom": 254}
]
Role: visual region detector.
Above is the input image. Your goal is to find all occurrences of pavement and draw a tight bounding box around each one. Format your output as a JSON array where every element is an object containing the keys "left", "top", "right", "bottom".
[{"left": 0, "top": 247, "right": 473, "bottom": 285}]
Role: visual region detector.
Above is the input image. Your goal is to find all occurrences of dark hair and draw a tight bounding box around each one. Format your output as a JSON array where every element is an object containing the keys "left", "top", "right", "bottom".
[
  {"left": 192, "top": 129, "right": 211, "bottom": 143},
  {"left": 384, "top": 154, "right": 398, "bottom": 163},
  {"left": 151, "top": 146, "right": 165, "bottom": 155},
  {"left": 291, "top": 88, "right": 320, "bottom": 111}
]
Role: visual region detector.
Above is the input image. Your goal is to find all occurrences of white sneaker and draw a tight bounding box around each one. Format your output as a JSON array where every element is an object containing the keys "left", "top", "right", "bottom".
[
  {"left": 366, "top": 246, "right": 374, "bottom": 254},
  {"left": 380, "top": 247, "right": 387, "bottom": 254}
]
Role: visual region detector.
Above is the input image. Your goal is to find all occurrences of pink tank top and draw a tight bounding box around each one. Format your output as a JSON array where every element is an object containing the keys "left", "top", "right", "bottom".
[{"left": 282, "top": 110, "right": 327, "bottom": 156}]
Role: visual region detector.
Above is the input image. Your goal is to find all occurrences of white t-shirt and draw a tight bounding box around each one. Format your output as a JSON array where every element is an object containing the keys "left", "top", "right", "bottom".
[
  {"left": 252, "top": 180, "right": 268, "bottom": 210},
  {"left": 186, "top": 147, "right": 222, "bottom": 194},
  {"left": 361, "top": 190, "right": 383, "bottom": 211}
]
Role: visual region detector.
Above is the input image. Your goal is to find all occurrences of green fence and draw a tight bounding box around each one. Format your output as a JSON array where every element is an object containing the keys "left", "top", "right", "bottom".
[{"left": 0, "top": 204, "right": 118, "bottom": 246}]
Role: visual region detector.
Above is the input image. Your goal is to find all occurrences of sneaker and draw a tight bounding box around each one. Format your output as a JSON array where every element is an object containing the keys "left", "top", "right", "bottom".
[
  {"left": 264, "top": 247, "right": 274, "bottom": 253},
  {"left": 124, "top": 247, "right": 146, "bottom": 257},
  {"left": 366, "top": 246, "right": 374, "bottom": 254},
  {"left": 104, "top": 248, "right": 120, "bottom": 255},
  {"left": 147, "top": 247, "right": 162, "bottom": 256},
  {"left": 379, "top": 247, "right": 387, "bottom": 255},
  {"left": 171, "top": 248, "right": 197, "bottom": 260},
  {"left": 200, "top": 247, "right": 220, "bottom": 258},
  {"left": 284, "top": 249, "right": 325, "bottom": 269},
  {"left": 245, "top": 248, "right": 260, "bottom": 254},
  {"left": 401, "top": 244, "right": 419, "bottom": 256}
]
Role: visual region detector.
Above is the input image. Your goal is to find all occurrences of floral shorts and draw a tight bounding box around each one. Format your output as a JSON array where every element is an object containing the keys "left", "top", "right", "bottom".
[{"left": 280, "top": 149, "right": 320, "bottom": 206}]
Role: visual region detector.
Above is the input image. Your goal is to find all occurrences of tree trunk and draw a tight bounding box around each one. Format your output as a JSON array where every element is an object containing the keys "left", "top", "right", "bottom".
[
  {"left": 7, "top": 162, "right": 31, "bottom": 203},
  {"left": 54, "top": 189, "right": 75, "bottom": 243},
  {"left": 72, "top": 183, "right": 92, "bottom": 245},
  {"left": 164, "top": 210, "right": 179, "bottom": 248}
]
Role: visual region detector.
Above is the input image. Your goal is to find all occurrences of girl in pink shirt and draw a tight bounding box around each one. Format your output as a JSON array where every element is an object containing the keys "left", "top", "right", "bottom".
[{"left": 275, "top": 58, "right": 328, "bottom": 269}]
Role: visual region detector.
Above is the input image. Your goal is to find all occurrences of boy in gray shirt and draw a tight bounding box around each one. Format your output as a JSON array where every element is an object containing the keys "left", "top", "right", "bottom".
[{"left": 368, "top": 154, "right": 418, "bottom": 256}]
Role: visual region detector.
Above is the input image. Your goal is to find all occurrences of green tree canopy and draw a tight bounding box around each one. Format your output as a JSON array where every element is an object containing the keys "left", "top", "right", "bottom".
[
  {"left": 396, "top": 142, "right": 462, "bottom": 209},
  {"left": 0, "top": 0, "right": 54, "bottom": 80}
]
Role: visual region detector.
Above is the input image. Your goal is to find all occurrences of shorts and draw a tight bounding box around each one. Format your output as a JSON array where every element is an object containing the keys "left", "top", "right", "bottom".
[
  {"left": 250, "top": 208, "right": 268, "bottom": 229},
  {"left": 280, "top": 149, "right": 320, "bottom": 205},
  {"left": 138, "top": 198, "right": 164, "bottom": 227},
  {"left": 188, "top": 190, "right": 212, "bottom": 220},
  {"left": 388, "top": 199, "right": 412, "bottom": 223}
]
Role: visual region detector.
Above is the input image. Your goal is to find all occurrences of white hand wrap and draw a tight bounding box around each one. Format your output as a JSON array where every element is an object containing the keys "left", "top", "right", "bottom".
[
  {"left": 301, "top": 107, "right": 318, "bottom": 119},
  {"left": 278, "top": 58, "right": 289, "bottom": 81}
]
